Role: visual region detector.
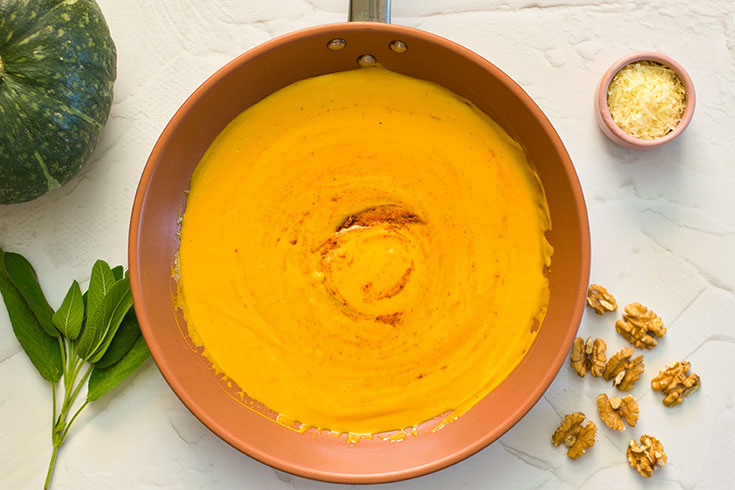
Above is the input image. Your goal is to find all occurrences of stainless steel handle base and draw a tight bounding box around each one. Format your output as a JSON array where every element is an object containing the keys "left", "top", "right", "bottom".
[{"left": 349, "top": 0, "right": 391, "bottom": 23}]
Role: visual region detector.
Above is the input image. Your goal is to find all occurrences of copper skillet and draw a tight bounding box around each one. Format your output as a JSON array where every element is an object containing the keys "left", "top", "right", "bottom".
[{"left": 129, "top": 0, "right": 590, "bottom": 483}]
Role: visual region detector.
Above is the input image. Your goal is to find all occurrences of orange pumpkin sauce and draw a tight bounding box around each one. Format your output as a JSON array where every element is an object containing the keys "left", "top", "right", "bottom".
[{"left": 177, "top": 67, "right": 552, "bottom": 436}]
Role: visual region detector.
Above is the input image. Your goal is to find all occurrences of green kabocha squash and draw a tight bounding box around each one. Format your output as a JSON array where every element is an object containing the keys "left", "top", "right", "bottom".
[{"left": 0, "top": 0, "right": 116, "bottom": 204}]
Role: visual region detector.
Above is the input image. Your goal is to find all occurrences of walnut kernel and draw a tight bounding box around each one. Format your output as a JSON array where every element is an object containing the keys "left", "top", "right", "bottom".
[
  {"left": 651, "top": 361, "right": 701, "bottom": 407},
  {"left": 569, "top": 337, "right": 607, "bottom": 377},
  {"left": 627, "top": 434, "right": 667, "bottom": 478},
  {"left": 586, "top": 284, "right": 618, "bottom": 315},
  {"left": 551, "top": 412, "right": 596, "bottom": 460},
  {"left": 597, "top": 393, "right": 639, "bottom": 431},
  {"left": 603, "top": 347, "right": 635, "bottom": 380},
  {"left": 615, "top": 302, "right": 666, "bottom": 349},
  {"left": 603, "top": 347, "right": 644, "bottom": 391}
]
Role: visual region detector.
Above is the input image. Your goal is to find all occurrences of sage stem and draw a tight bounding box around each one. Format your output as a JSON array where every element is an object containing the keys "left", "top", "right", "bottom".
[
  {"left": 60, "top": 400, "right": 89, "bottom": 443},
  {"left": 44, "top": 444, "right": 59, "bottom": 490},
  {"left": 51, "top": 382, "right": 57, "bottom": 432}
]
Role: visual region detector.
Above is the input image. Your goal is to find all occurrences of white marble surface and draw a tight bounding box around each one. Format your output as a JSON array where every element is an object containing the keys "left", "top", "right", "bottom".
[{"left": 1, "top": 0, "right": 734, "bottom": 488}]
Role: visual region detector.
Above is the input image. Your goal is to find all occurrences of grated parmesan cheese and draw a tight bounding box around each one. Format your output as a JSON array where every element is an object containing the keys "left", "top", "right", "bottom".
[{"left": 606, "top": 61, "right": 687, "bottom": 140}]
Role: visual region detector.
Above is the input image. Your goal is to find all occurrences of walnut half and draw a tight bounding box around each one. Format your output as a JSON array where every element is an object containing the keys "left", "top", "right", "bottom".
[
  {"left": 651, "top": 361, "right": 701, "bottom": 407},
  {"left": 597, "top": 393, "right": 639, "bottom": 431},
  {"left": 615, "top": 302, "right": 666, "bottom": 349},
  {"left": 627, "top": 434, "right": 667, "bottom": 478},
  {"left": 569, "top": 337, "right": 607, "bottom": 377},
  {"left": 551, "top": 412, "right": 597, "bottom": 460},
  {"left": 586, "top": 284, "right": 618, "bottom": 315},
  {"left": 603, "top": 347, "right": 645, "bottom": 391}
]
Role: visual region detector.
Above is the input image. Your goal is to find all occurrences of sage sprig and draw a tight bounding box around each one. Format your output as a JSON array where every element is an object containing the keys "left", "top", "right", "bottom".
[{"left": 0, "top": 248, "right": 150, "bottom": 489}]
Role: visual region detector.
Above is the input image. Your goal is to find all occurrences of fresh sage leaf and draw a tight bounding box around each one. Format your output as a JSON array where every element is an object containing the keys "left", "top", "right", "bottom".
[
  {"left": 77, "top": 262, "right": 120, "bottom": 360},
  {"left": 52, "top": 281, "right": 84, "bottom": 340},
  {"left": 76, "top": 303, "right": 103, "bottom": 360},
  {"left": 88, "top": 293, "right": 133, "bottom": 363},
  {"left": 93, "top": 308, "right": 140, "bottom": 369},
  {"left": 83, "top": 278, "right": 133, "bottom": 362},
  {"left": 87, "top": 334, "right": 150, "bottom": 402},
  {"left": 3, "top": 252, "right": 59, "bottom": 338},
  {"left": 0, "top": 249, "right": 62, "bottom": 382},
  {"left": 92, "top": 278, "right": 133, "bottom": 356},
  {"left": 86, "top": 260, "right": 116, "bottom": 317},
  {"left": 111, "top": 265, "right": 124, "bottom": 281}
]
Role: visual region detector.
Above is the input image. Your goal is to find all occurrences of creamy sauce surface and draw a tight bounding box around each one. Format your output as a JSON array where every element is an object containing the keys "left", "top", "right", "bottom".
[{"left": 177, "top": 67, "right": 553, "bottom": 436}]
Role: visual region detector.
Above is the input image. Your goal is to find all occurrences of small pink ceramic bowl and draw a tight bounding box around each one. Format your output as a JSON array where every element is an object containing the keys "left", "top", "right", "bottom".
[{"left": 596, "top": 51, "right": 695, "bottom": 149}]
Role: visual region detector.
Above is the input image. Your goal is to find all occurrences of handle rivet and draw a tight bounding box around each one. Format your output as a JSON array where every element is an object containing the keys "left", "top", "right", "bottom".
[
  {"left": 389, "top": 40, "right": 407, "bottom": 54},
  {"left": 358, "top": 54, "right": 377, "bottom": 67},
  {"left": 327, "top": 38, "right": 346, "bottom": 51}
]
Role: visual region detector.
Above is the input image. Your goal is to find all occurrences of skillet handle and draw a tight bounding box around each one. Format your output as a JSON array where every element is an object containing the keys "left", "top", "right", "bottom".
[{"left": 349, "top": 0, "right": 391, "bottom": 23}]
